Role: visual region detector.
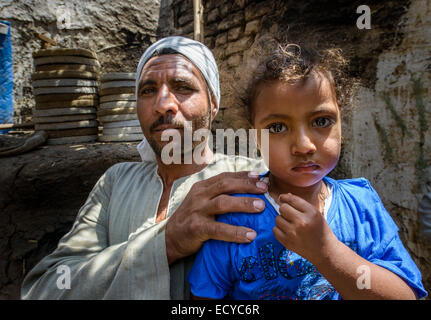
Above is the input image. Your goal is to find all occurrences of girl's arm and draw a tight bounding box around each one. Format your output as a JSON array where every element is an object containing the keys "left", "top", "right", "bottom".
[
  {"left": 310, "top": 237, "right": 417, "bottom": 299},
  {"left": 274, "top": 193, "right": 418, "bottom": 300}
]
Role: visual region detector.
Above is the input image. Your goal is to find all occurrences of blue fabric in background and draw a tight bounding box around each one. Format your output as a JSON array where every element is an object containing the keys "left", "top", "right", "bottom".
[{"left": 0, "top": 21, "right": 13, "bottom": 133}]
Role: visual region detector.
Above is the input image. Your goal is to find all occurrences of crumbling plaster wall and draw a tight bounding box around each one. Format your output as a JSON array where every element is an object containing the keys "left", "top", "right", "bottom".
[
  {"left": 349, "top": 0, "right": 431, "bottom": 293},
  {"left": 0, "top": 0, "right": 161, "bottom": 123}
]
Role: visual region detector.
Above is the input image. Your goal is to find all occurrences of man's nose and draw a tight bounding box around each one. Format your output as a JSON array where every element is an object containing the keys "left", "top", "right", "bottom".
[
  {"left": 291, "top": 128, "right": 317, "bottom": 155},
  {"left": 154, "top": 85, "right": 179, "bottom": 115}
]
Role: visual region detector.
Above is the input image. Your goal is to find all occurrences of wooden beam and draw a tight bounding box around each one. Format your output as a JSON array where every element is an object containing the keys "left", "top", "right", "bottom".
[
  {"left": 0, "top": 122, "right": 34, "bottom": 130},
  {"left": 193, "top": 0, "right": 204, "bottom": 43}
]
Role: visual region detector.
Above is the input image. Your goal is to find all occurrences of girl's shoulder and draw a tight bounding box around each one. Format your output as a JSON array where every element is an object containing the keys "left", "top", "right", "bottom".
[
  {"left": 324, "top": 176, "right": 390, "bottom": 215},
  {"left": 324, "top": 176, "right": 399, "bottom": 235},
  {"left": 324, "top": 176, "right": 377, "bottom": 199}
]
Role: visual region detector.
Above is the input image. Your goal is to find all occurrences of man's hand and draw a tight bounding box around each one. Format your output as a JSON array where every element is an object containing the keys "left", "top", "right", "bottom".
[
  {"left": 165, "top": 171, "right": 267, "bottom": 264},
  {"left": 273, "top": 193, "right": 338, "bottom": 265}
]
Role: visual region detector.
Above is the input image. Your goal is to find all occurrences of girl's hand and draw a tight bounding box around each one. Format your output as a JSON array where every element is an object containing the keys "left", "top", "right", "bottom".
[{"left": 273, "top": 193, "right": 339, "bottom": 265}]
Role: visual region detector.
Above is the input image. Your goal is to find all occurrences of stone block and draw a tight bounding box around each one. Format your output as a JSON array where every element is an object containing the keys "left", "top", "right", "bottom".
[
  {"left": 228, "top": 26, "right": 242, "bottom": 42},
  {"left": 244, "top": 18, "right": 261, "bottom": 36},
  {"left": 204, "top": 36, "right": 215, "bottom": 49},
  {"left": 178, "top": 23, "right": 194, "bottom": 35},
  {"left": 204, "top": 0, "right": 219, "bottom": 12},
  {"left": 245, "top": 2, "right": 271, "bottom": 22},
  {"left": 217, "top": 12, "right": 244, "bottom": 32},
  {"left": 215, "top": 32, "right": 228, "bottom": 47},
  {"left": 219, "top": 2, "right": 234, "bottom": 17},
  {"left": 178, "top": 12, "right": 194, "bottom": 27},
  {"left": 233, "top": 0, "right": 247, "bottom": 10},
  {"left": 227, "top": 53, "right": 242, "bottom": 67},
  {"left": 225, "top": 36, "right": 253, "bottom": 56},
  {"left": 207, "top": 7, "right": 220, "bottom": 24},
  {"left": 204, "top": 24, "right": 218, "bottom": 37}
]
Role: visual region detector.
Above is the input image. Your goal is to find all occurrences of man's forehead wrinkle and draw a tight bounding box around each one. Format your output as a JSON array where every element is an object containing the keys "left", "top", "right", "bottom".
[
  {"left": 140, "top": 58, "right": 206, "bottom": 86},
  {"left": 139, "top": 69, "right": 199, "bottom": 86},
  {"left": 142, "top": 54, "right": 195, "bottom": 72}
]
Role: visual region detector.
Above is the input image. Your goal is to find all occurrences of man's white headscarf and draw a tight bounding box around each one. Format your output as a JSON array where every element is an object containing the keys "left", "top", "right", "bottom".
[{"left": 135, "top": 36, "right": 220, "bottom": 162}]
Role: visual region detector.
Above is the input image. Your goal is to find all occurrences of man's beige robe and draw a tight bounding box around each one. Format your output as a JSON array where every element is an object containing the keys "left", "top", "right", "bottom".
[{"left": 21, "top": 153, "right": 265, "bottom": 299}]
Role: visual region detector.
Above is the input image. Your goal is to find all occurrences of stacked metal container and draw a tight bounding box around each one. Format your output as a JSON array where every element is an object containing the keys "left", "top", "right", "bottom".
[{"left": 32, "top": 48, "right": 100, "bottom": 144}]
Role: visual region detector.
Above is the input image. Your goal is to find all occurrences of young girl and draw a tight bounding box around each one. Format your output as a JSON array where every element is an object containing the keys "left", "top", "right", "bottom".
[{"left": 187, "top": 42, "right": 427, "bottom": 300}]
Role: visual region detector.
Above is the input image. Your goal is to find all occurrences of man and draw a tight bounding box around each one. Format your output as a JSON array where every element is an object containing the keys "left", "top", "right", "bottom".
[{"left": 21, "top": 36, "right": 267, "bottom": 299}]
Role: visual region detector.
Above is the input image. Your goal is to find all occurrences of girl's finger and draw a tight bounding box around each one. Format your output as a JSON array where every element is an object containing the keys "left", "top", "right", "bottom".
[
  {"left": 279, "top": 193, "right": 315, "bottom": 214},
  {"left": 278, "top": 201, "right": 302, "bottom": 222},
  {"left": 273, "top": 225, "right": 292, "bottom": 246},
  {"left": 274, "top": 215, "right": 292, "bottom": 232}
]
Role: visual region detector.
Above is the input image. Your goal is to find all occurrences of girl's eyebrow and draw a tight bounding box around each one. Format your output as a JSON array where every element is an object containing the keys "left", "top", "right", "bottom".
[
  {"left": 258, "top": 106, "right": 338, "bottom": 123},
  {"left": 306, "top": 105, "right": 338, "bottom": 117},
  {"left": 259, "top": 113, "right": 290, "bottom": 123}
]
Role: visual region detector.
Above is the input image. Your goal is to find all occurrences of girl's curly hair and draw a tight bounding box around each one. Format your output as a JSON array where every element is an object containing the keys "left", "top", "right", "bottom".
[{"left": 239, "top": 38, "right": 355, "bottom": 123}]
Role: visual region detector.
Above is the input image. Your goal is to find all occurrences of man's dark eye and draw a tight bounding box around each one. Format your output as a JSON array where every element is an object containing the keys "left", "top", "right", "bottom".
[
  {"left": 177, "top": 85, "right": 193, "bottom": 92},
  {"left": 140, "top": 87, "right": 155, "bottom": 95}
]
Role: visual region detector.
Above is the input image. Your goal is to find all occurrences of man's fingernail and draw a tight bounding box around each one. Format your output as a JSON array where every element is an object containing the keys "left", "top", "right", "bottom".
[
  {"left": 246, "top": 231, "right": 257, "bottom": 241},
  {"left": 248, "top": 172, "right": 259, "bottom": 178},
  {"left": 256, "top": 181, "right": 267, "bottom": 190},
  {"left": 253, "top": 200, "right": 265, "bottom": 210}
]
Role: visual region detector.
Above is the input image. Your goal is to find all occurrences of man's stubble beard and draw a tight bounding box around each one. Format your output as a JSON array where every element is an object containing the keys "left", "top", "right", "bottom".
[{"left": 146, "top": 105, "right": 212, "bottom": 159}]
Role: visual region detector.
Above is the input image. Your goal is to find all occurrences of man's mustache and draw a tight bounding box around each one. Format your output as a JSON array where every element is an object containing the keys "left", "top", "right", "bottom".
[{"left": 150, "top": 115, "right": 185, "bottom": 132}]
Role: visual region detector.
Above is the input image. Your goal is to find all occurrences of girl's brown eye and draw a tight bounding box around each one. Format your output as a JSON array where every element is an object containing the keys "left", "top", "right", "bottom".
[
  {"left": 313, "top": 117, "right": 334, "bottom": 128},
  {"left": 268, "top": 123, "right": 286, "bottom": 133}
]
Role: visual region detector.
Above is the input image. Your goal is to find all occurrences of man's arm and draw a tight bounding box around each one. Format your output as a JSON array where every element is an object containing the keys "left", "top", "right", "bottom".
[
  {"left": 21, "top": 165, "right": 170, "bottom": 299},
  {"left": 22, "top": 168, "right": 267, "bottom": 299}
]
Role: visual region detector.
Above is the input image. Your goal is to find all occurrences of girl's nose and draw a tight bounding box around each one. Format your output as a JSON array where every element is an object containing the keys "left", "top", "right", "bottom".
[
  {"left": 154, "top": 85, "right": 179, "bottom": 115},
  {"left": 291, "top": 128, "right": 317, "bottom": 155}
]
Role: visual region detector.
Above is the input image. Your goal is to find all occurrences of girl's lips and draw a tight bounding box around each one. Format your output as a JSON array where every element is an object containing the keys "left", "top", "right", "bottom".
[{"left": 291, "top": 163, "right": 320, "bottom": 172}]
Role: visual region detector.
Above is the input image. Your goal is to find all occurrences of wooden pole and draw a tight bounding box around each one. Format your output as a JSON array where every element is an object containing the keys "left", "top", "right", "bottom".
[{"left": 193, "top": 0, "right": 204, "bottom": 42}]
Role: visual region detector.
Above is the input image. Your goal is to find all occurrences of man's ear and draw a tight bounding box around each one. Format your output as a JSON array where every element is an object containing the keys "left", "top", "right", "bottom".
[{"left": 210, "top": 92, "right": 218, "bottom": 119}]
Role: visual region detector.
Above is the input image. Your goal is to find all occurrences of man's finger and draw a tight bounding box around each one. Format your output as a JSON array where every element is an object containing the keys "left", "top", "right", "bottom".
[
  {"left": 205, "top": 194, "right": 266, "bottom": 216},
  {"left": 203, "top": 171, "right": 267, "bottom": 198},
  {"left": 200, "top": 171, "right": 256, "bottom": 188},
  {"left": 206, "top": 221, "right": 257, "bottom": 243}
]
